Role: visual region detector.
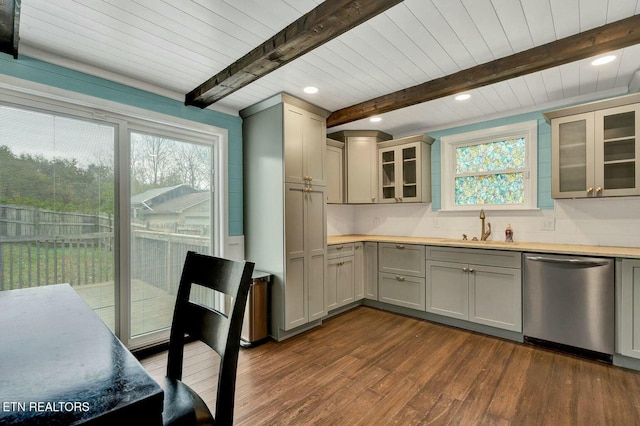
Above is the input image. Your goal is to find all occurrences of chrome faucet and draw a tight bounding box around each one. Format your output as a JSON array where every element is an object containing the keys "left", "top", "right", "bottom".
[{"left": 480, "top": 209, "right": 491, "bottom": 241}]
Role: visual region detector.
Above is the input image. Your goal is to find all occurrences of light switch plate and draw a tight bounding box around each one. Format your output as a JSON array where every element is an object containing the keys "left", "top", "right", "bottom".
[{"left": 540, "top": 218, "right": 555, "bottom": 231}]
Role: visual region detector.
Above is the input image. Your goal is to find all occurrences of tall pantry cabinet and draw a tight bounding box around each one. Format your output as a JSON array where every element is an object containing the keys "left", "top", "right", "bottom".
[{"left": 241, "top": 93, "right": 330, "bottom": 341}]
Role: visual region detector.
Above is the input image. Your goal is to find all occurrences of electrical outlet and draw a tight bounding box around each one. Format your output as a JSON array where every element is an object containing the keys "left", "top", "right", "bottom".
[{"left": 540, "top": 218, "right": 555, "bottom": 231}]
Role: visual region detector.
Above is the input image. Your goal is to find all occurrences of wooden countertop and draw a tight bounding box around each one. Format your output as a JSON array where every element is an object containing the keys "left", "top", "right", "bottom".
[{"left": 328, "top": 234, "right": 640, "bottom": 259}]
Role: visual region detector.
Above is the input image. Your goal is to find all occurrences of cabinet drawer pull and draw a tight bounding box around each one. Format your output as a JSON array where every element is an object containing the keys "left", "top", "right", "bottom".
[
  {"left": 336, "top": 245, "right": 343, "bottom": 250},
  {"left": 395, "top": 244, "right": 405, "bottom": 249},
  {"left": 395, "top": 276, "right": 405, "bottom": 281}
]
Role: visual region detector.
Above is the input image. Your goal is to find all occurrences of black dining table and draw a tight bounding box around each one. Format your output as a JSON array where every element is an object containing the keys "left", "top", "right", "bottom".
[{"left": 0, "top": 284, "right": 164, "bottom": 425}]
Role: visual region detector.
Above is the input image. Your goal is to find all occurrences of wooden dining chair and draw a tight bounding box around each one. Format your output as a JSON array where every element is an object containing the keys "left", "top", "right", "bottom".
[{"left": 162, "top": 251, "right": 255, "bottom": 426}]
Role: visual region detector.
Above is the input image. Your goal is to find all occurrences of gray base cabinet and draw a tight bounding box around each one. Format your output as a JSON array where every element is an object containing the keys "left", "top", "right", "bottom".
[
  {"left": 354, "top": 242, "right": 364, "bottom": 300},
  {"left": 618, "top": 259, "right": 640, "bottom": 359},
  {"left": 426, "top": 246, "right": 522, "bottom": 332},
  {"left": 363, "top": 242, "right": 378, "bottom": 300},
  {"left": 285, "top": 183, "right": 327, "bottom": 329},
  {"left": 424, "top": 260, "right": 468, "bottom": 320},
  {"left": 378, "top": 243, "right": 425, "bottom": 311},
  {"left": 379, "top": 273, "right": 426, "bottom": 310},
  {"left": 327, "top": 244, "right": 355, "bottom": 311}
]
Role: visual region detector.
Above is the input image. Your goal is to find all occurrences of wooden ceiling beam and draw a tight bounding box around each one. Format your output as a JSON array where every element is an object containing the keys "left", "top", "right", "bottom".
[
  {"left": 186, "top": 0, "right": 404, "bottom": 109},
  {"left": 327, "top": 14, "right": 640, "bottom": 128},
  {"left": 0, "top": 0, "right": 20, "bottom": 59}
]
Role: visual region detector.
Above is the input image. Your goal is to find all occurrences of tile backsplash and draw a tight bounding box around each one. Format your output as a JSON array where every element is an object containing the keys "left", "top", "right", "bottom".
[{"left": 327, "top": 197, "right": 640, "bottom": 248}]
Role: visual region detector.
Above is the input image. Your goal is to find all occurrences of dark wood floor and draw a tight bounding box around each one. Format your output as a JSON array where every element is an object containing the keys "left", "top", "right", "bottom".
[{"left": 141, "top": 306, "right": 640, "bottom": 425}]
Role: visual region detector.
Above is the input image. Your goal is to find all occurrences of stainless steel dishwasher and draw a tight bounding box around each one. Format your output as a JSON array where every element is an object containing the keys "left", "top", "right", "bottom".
[{"left": 523, "top": 253, "right": 614, "bottom": 361}]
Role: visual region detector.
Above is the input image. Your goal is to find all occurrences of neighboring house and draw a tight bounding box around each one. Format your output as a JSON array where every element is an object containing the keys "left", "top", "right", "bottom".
[{"left": 131, "top": 185, "right": 210, "bottom": 235}]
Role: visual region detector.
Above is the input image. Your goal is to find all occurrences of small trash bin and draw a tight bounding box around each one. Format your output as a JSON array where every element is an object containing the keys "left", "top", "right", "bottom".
[{"left": 241, "top": 270, "right": 271, "bottom": 347}]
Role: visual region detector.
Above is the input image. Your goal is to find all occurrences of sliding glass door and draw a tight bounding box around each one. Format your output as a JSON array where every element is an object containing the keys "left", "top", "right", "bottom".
[
  {"left": 0, "top": 105, "right": 116, "bottom": 330},
  {"left": 129, "top": 131, "right": 214, "bottom": 340},
  {"left": 1, "top": 96, "right": 222, "bottom": 349}
]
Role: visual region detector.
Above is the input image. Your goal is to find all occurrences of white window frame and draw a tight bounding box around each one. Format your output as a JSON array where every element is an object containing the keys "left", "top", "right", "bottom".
[
  {"left": 0, "top": 78, "right": 228, "bottom": 349},
  {"left": 440, "top": 120, "right": 538, "bottom": 211}
]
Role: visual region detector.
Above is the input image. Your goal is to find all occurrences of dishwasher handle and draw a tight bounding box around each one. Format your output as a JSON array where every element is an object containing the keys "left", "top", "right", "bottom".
[{"left": 525, "top": 255, "right": 610, "bottom": 267}]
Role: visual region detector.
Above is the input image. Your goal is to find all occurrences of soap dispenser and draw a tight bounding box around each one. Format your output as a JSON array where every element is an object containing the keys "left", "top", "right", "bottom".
[{"left": 505, "top": 224, "right": 514, "bottom": 243}]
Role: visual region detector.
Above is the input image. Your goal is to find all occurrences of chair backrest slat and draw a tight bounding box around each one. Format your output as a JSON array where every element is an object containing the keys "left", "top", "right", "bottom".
[{"left": 166, "top": 251, "right": 255, "bottom": 425}]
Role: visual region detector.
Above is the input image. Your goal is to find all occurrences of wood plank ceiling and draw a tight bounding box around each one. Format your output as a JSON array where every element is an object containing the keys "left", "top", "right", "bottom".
[{"left": 13, "top": 0, "right": 640, "bottom": 137}]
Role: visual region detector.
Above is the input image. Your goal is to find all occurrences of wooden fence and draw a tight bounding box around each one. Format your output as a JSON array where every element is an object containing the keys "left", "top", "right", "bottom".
[
  {"left": 0, "top": 204, "right": 113, "bottom": 237},
  {"left": 1, "top": 230, "right": 210, "bottom": 292}
]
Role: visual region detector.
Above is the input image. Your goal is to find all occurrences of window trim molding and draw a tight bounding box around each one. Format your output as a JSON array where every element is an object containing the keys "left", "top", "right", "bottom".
[
  {"left": 0, "top": 78, "right": 229, "bottom": 257},
  {"left": 440, "top": 120, "right": 538, "bottom": 211}
]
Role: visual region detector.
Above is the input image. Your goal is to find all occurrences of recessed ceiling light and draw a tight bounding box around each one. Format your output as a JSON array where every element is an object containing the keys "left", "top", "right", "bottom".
[
  {"left": 455, "top": 93, "right": 471, "bottom": 101},
  {"left": 303, "top": 86, "right": 318, "bottom": 94},
  {"left": 369, "top": 117, "right": 382, "bottom": 122},
  {"left": 591, "top": 55, "right": 616, "bottom": 66}
]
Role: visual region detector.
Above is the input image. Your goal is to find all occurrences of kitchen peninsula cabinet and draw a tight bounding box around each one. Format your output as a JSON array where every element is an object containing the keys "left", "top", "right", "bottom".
[
  {"left": 242, "top": 93, "right": 330, "bottom": 341},
  {"left": 378, "top": 134, "right": 433, "bottom": 203},
  {"left": 327, "top": 130, "right": 392, "bottom": 204},
  {"left": 426, "top": 246, "right": 522, "bottom": 332},
  {"left": 618, "top": 259, "right": 640, "bottom": 359},
  {"left": 545, "top": 94, "right": 640, "bottom": 199}
]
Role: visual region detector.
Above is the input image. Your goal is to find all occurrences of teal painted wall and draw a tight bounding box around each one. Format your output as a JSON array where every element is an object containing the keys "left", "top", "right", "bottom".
[
  {"left": 0, "top": 55, "right": 244, "bottom": 236},
  {"left": 428, "top": 111, "right": 554, "bottom": 210}
]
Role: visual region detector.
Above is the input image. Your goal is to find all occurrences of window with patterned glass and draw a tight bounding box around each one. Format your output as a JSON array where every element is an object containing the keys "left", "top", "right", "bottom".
[{"left": 441, "top": 121, "right": 537, "bottom": 210}]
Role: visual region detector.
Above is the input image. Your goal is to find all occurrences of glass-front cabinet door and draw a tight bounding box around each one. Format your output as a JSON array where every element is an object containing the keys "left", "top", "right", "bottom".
[
  {"left": 379, "top": 140, "right": 426, "bottom": 203},
  {"left": 594, "top": 104, "right": 640, "bottom": 197},
  {"left": 401, "top": 144, "right": 419, "bottom": 201},
  {"left": 552, "top": 112, "right": 595, "bottom": 198},
  {"left": 380, "top": 147, "right": 396, "bottom": 202},
  {"left": 552, "top": 103, "right": 640, "bottom": 199}
]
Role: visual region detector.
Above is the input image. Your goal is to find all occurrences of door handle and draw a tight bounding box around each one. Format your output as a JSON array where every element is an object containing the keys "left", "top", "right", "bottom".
[{"left": 526, "top": 256, "right": 610, "bottom": 267}]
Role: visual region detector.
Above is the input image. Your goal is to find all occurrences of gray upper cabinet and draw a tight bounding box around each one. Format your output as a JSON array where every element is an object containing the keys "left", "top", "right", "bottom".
[
  {"left": 325, "top": 138, "right": 344, "bottom": 204},
  {"left": 545, "top": 93, "right": 640, "bottom": 199},
  {"left": 327, "top": 130, "right": 392, "bottom": 204},
  {"left": 378, "top": 135, "right": 434, "bottom": 203},
  {"left": 284, "top": 103, "right": 327, "bottom": 187}
]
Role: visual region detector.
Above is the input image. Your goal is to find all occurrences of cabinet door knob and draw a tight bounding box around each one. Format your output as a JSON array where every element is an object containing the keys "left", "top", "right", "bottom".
[
  {"left": 371, "top": 197, "right": 376, "bottom": 202},
  {"left": 596, "top": 186, "right": 603, "bottom": 194},
  {"left": 587, "top": 187, "right": 594, "bottom": 195},
  {"left": 469, "top": 268, "right": 475, "bottom": 273},
  {"left": 462, "top": 267, "right": 469, "bottom": 272}
]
